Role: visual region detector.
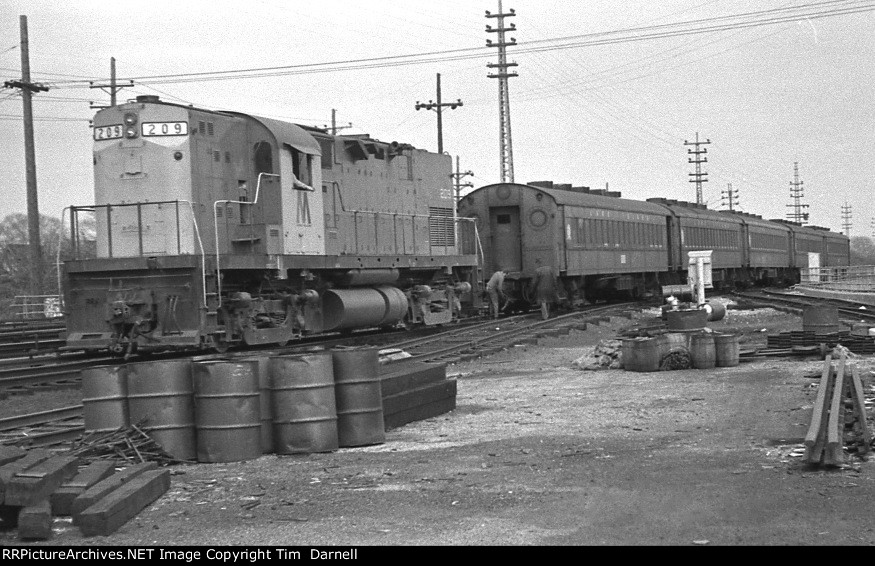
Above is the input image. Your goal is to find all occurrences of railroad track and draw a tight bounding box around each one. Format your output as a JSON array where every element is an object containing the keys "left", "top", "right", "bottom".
[
  {"left": 734, "top": 289, "right": 875, "bottom": 325},
  {"left": 386, "top": 303, "right": 628, "bottom": 364},
  {"left": 0, "top": 303, "right": 642, "bottom": 449},
  {"left": 0, "top": 323, "right": 66, "bottom": 358}
]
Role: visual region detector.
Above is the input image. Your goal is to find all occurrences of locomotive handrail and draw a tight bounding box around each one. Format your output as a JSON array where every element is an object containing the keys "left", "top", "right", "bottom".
[
  {"left": 58, "top": 200, "right": 209, "bottom": 310},
  {"left": 213, "top": 172, "right": 279, "bottom": 309}
]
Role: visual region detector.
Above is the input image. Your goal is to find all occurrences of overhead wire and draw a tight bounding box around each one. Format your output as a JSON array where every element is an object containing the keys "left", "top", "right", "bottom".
[{"left": 38, "top": 0, "right": 875, "bottom": 89}]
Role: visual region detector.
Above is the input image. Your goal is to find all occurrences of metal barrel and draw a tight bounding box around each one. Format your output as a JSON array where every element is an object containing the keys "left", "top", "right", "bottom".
[
  {"left": 240, "top": 356, "right": 274, "bottom": 453},
  {"left": 666, "top": 308, "right": 708, "bottom": 330},
  {"left": 714, "top": 333, "right": 740, "bottom": 367},
  {"left": 689, "top": 333, "right": 716, "bottom": 369},
  {"left": 331, "top": 347, "right": 385, "bottom": 447},
  {"left": 126, "top": 359, "right": 196, "bottom": 461},
  {"left": 621, "top": 338, "right": 660, "bottom": 372},
  {"left": 81, "top": 365, "right": 129, "bottom": 434},
  {"left": 704, "top": 301, "right": 726, "bottom": 322},
  {"left": 193, "top": 360, "right": 262, "bottom": 463},
  {"left": 269, "top": 353, "right": 338, "bottom": 454},
  {"left": 802, "top": 305, "right": 840, "bottom": 334}
]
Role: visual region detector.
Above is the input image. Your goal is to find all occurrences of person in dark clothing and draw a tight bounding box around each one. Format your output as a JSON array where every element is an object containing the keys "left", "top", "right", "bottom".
[
  {"left": 531, "top": 265, "right": 558, "bottom": 320},
  {"left": 485, "top": 269, "right": 507, "bottom": 319}
]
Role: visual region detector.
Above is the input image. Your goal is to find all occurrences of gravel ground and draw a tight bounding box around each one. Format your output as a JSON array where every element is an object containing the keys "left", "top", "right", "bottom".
[{"left": 3, "top": 304, "right": 875, "bottom": 546}]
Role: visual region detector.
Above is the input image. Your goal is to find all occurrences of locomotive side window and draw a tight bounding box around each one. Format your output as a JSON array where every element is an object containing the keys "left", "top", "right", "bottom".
[
  {"left": 496, "top": 214, "right": 510, "bottom": 224},
  {"left": 253, "top": 141, "right": 273, "bottom": 174}
]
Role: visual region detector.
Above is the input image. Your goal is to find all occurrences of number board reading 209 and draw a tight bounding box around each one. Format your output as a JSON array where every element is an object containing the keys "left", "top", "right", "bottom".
[
  {"left": 93, "top": 125, "right": 123, "bottom": 141},
  {"left": 142, "top": 121, "right": 189, "bottom": 137}
]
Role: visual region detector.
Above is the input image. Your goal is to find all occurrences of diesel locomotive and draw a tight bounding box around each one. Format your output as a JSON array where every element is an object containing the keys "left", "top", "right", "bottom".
[
  {"left": 61, "top": 96, "right": 479, "bottom": 355},
  {"left": 458, "top": 181, "right": 849, "bottom": 307}
]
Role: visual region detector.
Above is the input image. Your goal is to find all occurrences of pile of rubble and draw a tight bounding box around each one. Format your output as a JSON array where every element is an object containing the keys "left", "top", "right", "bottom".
[{"left": 572, "top": 340, "right": 623, "bottom": 371}]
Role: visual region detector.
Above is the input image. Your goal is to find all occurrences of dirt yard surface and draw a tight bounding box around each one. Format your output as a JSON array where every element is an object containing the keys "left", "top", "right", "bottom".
[{"left": 5, "top": 304, "right": 875, "bottom": 547}]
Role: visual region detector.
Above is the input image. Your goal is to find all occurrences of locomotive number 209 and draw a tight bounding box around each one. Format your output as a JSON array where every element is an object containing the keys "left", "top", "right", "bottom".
[
  {"left": 142, "top": 121, "right": 189, "bottom": 137},
  {"left": 93, "top": 124, "right": 123, "bottom": 140}
]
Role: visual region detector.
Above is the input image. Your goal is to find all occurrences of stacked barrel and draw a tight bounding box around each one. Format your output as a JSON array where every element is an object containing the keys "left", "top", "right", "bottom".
[{"left": 80, "top": 347, "right": 393, "bottom": 463}]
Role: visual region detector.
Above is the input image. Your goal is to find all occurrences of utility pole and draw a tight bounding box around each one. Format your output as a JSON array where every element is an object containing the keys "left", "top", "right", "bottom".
[
  {"left": 841, "top": 201, "right": 852, "bottom": 237},
  {"left": 684, "top": 132, "right": 710, "bottom": 206},
  {"left": 486, "top": 1, "right": 517, "bottom": 183},
  {"left": 89, "top": 57, "right": 133, "bottom": 109},
  {"left": 322, "top": 109, "right": 352, "bottom": 135},
  {"left": 786, "top": 162, "right": 809, "bottom": 224},
  {"left": 4, "top": 15, "right": 47, "bottom": 295},
  {"left": 450, "top": 156, "right": 473, "bottom": 204},
  {"left": 415, "top": 73, "right": 462, "bottom": 154},
  {"left": 721, "top": 182, "right": 739, "bottom": 211}
]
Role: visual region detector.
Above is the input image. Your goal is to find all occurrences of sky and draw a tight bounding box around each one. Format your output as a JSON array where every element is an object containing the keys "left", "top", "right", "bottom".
[{"left": 0, "top": 0, "right": 873, "bottom": 236}]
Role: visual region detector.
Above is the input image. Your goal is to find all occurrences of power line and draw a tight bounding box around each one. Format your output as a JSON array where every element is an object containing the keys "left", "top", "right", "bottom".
[{"left": 40, "top": 1, "right": 875, "bottom": 89}]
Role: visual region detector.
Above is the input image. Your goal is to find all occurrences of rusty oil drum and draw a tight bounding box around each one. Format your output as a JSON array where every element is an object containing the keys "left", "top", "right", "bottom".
[
  {"left": 81, "top": 365, "right": 129, "bottom": 434},
  {"left": 621, "top": 337, "right": 660, "bottom": 372},
  {"left": 689, "top": 333, "right": 716, "bottom": 369},
  {"left": 331, "top": 347, "right": 385, "bottom": 447},
  {"left": 802, "top": 305, "right": 840, "bottom": 335},
  {"left": 269, "top": 353, "right": 338, "bottom": 454},
  {"left": 240, "top": 355, "right": 274, "bottom": 453},
  {"left": 193, "top": 360, "right": 262, "bottom": 463},
  {"left": 714, "top": 333, "right": 740, "bottom": 367},
  {"left": 126, "top": 359, "right": 196, "bottom": 461}
]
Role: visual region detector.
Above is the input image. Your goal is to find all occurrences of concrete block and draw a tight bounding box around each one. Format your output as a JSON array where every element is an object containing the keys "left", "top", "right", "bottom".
[
  {"left": 77, "top": 469, "right": 170, "bottom": 537},
  {"left": 51, "top": 461, "right": 117, "bottom": 516}
]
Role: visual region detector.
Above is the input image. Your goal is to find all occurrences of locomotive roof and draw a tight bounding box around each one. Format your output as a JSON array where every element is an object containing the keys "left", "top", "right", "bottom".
[
  {"left": 109, "top": 97, "right": 323, "bottom": 156},
  {"left": 226, "top": 112, "right": 322, "bottom": 156}
]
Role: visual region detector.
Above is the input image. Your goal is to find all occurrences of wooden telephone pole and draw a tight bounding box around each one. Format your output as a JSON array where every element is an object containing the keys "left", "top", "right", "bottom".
[{"left": 4, "top": 15, "right": 47, "bottom": 294}]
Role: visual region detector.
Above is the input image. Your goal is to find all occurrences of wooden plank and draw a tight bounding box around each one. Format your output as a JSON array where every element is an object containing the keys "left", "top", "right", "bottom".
[
  {"left": 383, "top": 379, "right": 457, "bottom": 417},
  {"left": 0, "top": 448, "right": 51, "bottom": 503},
  {"left": 804, "top": 356, "right": 834, "bottom": 464},
  {"left": 385, "top": 396, "right": 457, "bottom": 430},
  {"left": 380, "top": 362, "right": 447, "bottom": 397},
  {"left": 17, "top": 500, "right": 51, "bottom": 540},
  {"left": 848, "top": 363, "right": 872, "bottom": 454},
  {"left": 71, "top": 462, "right": 157, "bottom": 523},
  {"left": 51, "top": 461, "right": 117, "bottom": 516},
  {"left": 824, "top": 354, "right": 847, "bottom": 466},
  {"left": 77, "top": 469, "right": 170, "bottom": 537},
  {"left": 5, "top": 455, "right": 79, "bottom": 507}
]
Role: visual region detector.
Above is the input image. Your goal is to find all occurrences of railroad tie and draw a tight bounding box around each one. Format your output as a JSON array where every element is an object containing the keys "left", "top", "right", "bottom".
[
  {"left": 50, "top": 460, "right": 117, "bottom": 516},
  {"left": 847, "top": 363, "right": 871, "bottom": 455},
  {"left": 803, "top": 355, "right": 834, "bottom": 464},
  {"left": 803, "top": 351, "right": 871, "bottom": 466},
  {"left": 77, "top": 469, "right": 170, "bottom": 537},
  {"left": 4, "top": 454, "right": 80, "bottom": 507}
]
